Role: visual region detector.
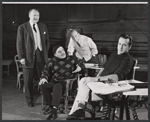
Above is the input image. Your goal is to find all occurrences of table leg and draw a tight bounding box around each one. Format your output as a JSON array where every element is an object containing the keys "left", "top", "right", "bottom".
[
  {"left": 119, "top": 96, "right": 125, "bottom": 120},
  {"left": 119, "top": 104, "right": 124, "bottom": 120},
  {"left": 125, "top": 96, "right": 131, "bottom": 120}
]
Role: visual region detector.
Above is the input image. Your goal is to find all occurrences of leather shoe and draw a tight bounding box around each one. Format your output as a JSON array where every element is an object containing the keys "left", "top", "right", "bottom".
[
  {"left": 28, "top": 102, "right": 34, "bottom": 107},
  {"left": 43, "top": 108, "right": 52, "bottom": 115},
  {"left": 66, "top": 109, "right": 85, "bottom": 120},
  {"left": 46, "top": 108, "right": 57, "bottom": 120}
]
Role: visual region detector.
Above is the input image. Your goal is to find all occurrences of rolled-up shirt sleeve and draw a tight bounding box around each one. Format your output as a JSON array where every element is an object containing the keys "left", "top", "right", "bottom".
[
  {"left": 87, "top": 38, "right": 98, "bottom": 56},
  {"left": 114, "top": 56, "right": 133, "bottom": 80}
]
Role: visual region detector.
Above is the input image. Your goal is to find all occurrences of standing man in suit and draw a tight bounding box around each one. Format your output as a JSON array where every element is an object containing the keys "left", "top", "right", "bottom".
[{"left": 16, "top": 9, "right": 50, "bottom": 107}]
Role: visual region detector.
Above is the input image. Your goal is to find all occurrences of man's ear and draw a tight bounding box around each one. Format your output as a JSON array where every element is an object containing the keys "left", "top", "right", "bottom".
[
  {"left": 129, "top": 45, "right": 132, "bottom": 51},
  {"left": 54, "top": 53, "right": 57, "bottom": 57}
]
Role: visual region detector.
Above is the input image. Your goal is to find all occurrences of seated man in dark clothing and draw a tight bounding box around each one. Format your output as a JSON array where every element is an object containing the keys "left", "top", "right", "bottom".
[
  {"left": 39, "top": 45, "right": 85, "bottom": 120},
  {"left": 66, "top": 34, "right": 134, "bottom": 120}
]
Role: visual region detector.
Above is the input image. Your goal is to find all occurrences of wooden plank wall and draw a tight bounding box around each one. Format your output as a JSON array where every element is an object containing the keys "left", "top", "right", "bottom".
[
  {"left": 47, "top": 20, "right": 148, "bottom": 71},
  {"left": 2, "top": 4, "right": 148, "bottom": 72}
]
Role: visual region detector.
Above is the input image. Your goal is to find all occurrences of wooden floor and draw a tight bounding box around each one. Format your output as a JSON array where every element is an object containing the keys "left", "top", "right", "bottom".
[{"left": 2, "top": 73, "right": 148, "bottom": 120}]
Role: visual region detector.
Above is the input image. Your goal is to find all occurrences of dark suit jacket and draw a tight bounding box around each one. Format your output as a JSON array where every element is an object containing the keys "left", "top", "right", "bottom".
[{"left": 16, "top": 21, "right": 49, "bottom": 68}]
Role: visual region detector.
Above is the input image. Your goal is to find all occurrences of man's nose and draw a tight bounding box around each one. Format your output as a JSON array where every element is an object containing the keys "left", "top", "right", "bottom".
[{"left": 120, "top": 45, "right": 123, "bottom": 49}]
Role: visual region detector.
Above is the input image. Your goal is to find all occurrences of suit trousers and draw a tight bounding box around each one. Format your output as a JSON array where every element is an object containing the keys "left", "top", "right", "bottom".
[
  {"left": 40, "top": 82, "right": 65, "bottom": 108},
  {"left": 23, "top": 48, "right": 45, "bottom": 104}
]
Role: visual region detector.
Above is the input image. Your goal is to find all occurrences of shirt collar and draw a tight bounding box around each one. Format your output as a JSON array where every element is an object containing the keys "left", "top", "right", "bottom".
[
  {"left": 29, "top": 20, "right": 37, "bottom": 27},
  {"left": 55, "top": 56, "right": 67, "bottom": 61}
]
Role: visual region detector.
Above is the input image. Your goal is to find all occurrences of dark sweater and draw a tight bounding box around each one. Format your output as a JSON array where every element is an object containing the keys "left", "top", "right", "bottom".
[
  {"left": 101, "top": 52, "right": 133, "bottom": 80},
  {"left": 41, "top": 55, "right": 85, "bottom": 82}
]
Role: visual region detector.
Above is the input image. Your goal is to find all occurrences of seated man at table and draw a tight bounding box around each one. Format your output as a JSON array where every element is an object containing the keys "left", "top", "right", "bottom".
[
  {"left": 39, "top": 45, "right": 85, "bottom": 120},
  {"left": 66, "top": 33, "right": 134, "bottom": 120}
]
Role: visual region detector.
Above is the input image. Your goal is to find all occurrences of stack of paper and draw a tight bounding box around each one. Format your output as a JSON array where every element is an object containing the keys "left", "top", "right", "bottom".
[{"left": 87, "top": 82, "right": 135, "bottom": 95}]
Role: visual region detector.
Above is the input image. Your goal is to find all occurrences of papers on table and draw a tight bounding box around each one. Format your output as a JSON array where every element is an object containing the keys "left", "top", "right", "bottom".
[
  {"left": 84, "top": 63, "right": 104, "bottom": 69},
  {"left": 123, "top": 89, "right": 148, "bottom": 96},
  {"left": 87, "top": 82, "right": 135, "bottom": 95},
  {"left": 84, "top": 63, "right": 95, "bottom": 67}
]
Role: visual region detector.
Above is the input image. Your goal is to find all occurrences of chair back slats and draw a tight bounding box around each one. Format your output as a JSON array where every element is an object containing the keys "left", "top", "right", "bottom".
[
  {"left": 14, "top": 55, "right": 23, "bottom": 73},
  {"left": 126, "top": 58, "right": 138, "bottom": 80}
]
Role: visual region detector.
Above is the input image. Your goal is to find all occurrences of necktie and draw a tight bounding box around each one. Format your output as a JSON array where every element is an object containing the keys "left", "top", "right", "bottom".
[
  {"left": 32, "top": 24, "right": 42, "bottom": 51},
  {"left": 33, "top": 24, "right": 37, "bottom": 33}
]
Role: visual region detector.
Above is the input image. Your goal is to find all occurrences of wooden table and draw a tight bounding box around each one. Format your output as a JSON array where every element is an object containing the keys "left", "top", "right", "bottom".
[
  {"left": 2, "top": 60, "right": 13, "bottom": 75},
  {"left": 123, "top": 80, "right": 148, "bottom": 96},
  {"left": 84, "top": 63, "right": 104, "bottom": 76}
]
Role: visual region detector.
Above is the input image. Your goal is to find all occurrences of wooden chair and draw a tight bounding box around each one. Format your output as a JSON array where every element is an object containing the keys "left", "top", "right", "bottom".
[
  {"left": 63, "top": 74, "right": 81, "bottom": 114},
  {"left": 14, "top": 55, "right": 24, "bottom": 90},
  {"left": 41, "top": 73, "right": 82, "bottom": 114}
]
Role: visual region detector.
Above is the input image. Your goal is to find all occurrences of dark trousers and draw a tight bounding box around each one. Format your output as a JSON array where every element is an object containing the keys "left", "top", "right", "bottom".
[
  {"left": 40, "top": 82, "right": 65, "bottom": 108},
  {"left": 23, "top": 48, "right": 45, "bottom": 104}
]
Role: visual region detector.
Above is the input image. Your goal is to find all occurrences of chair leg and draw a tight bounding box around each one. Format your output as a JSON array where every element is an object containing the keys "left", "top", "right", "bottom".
[
  {"left": 125, "top": 99, "right": 131, "bottom": 120},
  {"left": 101, "top": 104, "right": 110, "bottom": 120},
  {"left": 109, "top": 106, "right": 116, "bottom": 120},
  {"left": 85, "top": 103, "right": 95, "bottom": 119},
  {"left": 64, "top": 96, "right": 68, "bottom": 114},
  {"left": 131, "top": 107, "right": 139, "bottom": 120},
  {"left": 64, "top": 80, "right": 69, "bottom": 114},
  {"left": 41, "top": 94, "right": 43, "bottom": 109},
  {"left": 18, "top": 74, "right": 21, "bottom": 89},
  {"left": 119, "top": 104, "right": 124, "bottom": 120}
]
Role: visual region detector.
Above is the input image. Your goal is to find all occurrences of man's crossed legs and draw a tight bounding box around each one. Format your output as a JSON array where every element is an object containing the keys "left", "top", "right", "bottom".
[{"left": 67, "top": 77, "right": 101, "bottom": 120}]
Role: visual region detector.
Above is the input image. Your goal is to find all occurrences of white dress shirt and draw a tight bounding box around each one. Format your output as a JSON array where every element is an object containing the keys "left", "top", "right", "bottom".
[
  {"left": 67, "top": 34, "right": 98, "bottom": 61},
  {"left": 30, "top": 21, "right": 42, "bottom": 51}
]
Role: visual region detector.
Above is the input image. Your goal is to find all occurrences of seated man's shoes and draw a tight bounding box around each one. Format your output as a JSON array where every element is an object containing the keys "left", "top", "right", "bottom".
[
  {"left": 43, "top": 107, "right": 52, "bottom": 115},
  {"left": 46, "top": 108, "right": 57, "bottom": 120},
  {"left": 28, "top": 102, "right": 34, "bottom": 107},
  {"left": 66, "top": 109, "right": 85, "bottom": 120}
]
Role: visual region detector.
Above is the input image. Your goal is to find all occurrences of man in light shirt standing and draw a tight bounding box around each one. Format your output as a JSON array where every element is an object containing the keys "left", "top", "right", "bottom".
[
  {"left": 16, "top": 9, "right": 50, "bottom": 107},
  {"left": 67, "top": 29, "right": 98, "bottom": 76}
]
